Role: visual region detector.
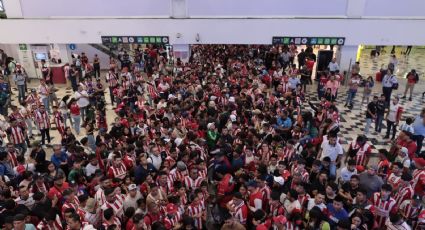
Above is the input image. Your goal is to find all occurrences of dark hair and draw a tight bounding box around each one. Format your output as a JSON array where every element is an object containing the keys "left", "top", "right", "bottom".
[{"left": 103, "top": 207, "right": 114, "bottom": 220}]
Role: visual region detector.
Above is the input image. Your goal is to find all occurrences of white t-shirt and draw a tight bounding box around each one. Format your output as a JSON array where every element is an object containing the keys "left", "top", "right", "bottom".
[
  {"left": 328, "top": 62, "right": 339, "bottom": 72},
  {"left": 339, "top": 167, "right": 358, "bottom": 183},
  {"left": 320, "top": 141, "right": 343, "bottom": 162},
  {"left": 75, "top": 90, "right": 90, "bottom": 108},
  {"left": 85, "top": 163, "right": 100, "bottom": 177},
  {"left": 387, "top": 104, "right": 400, "bottom": 122}
]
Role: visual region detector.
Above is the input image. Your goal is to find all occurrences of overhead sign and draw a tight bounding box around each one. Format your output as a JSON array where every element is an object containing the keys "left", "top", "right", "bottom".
[
  {"left": 69, "top": 44, "right": 77, "bottom": 50},
  {"left": 272, "top": 37, "right": 345, "bottom": 46},
  {"left": 19, "top": 44, "right": 27, "bottom": 50},
  {"left": 101, "top": 36, "right": 169, "bottom": 45}
]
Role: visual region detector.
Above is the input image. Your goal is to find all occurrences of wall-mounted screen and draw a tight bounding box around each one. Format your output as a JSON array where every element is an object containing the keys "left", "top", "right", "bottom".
[{"left": 34, "top": 53, "right": 48, "bottom": 61}]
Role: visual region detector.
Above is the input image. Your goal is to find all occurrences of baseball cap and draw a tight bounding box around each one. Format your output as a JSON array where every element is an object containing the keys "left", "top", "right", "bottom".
[
  {"left": 128, "top": 184, "right": 137, "bottom": 191},
  {"left": 368, "top": 165, "right": 378, "bottom": 171},
  {"left": 400, "top": 147, "right": 408, "bottom": 155},
  {"left": 273, "top": 215, "right": 287, "bottom": 225},
  {"left": 166, "top": 203, "right": 178, "bottom": 214},
  {"left": 273, "top": 176, "right": 285, "bottom": 186}
]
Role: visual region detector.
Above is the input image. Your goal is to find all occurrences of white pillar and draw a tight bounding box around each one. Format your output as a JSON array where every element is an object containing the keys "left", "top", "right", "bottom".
[
  {"left": 2, "top": 0, "right": 23, "bottom": 18},
  {"left": 171, "top": 0, "right": 187, "bottom": 18},
  {"left": 336, "top": 45, "right": 359, "bottom": 74},
  {"left": 346, "top": 0, "right": 366, "bottom": 18},
  {"left": 16, "top": 44, "right": 38, "bottom": 79}
]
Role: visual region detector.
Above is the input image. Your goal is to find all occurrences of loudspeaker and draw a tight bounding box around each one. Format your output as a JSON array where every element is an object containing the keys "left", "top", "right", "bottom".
[{"left": 316, "top": 50, "right": 334, "bottom": 73}]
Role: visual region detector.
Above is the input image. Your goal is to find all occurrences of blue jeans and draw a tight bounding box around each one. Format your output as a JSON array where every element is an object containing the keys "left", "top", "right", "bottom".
[
  {"left": 42, "top": 97, "right": 50, "bottom": 112},
  {"left": 364, "top": 118, "right": 373, "bottom": 135},
  {"left": 330, "top": 162, "right": 337, "bottom": 179},
  {"left": 80, "top": 107, "right": 86, "bottom": 123},
  {"left": 375, "top": 114, "right": 384, "bottom": 132},
  {"left": 87, "top": 134, "right": 96, "bottom": 151},
  {"left": 72, "top": 115, "right": 81, "bottom": 135},
  {"left": 17, "top": 85, "right": 25, "bottom": 103},
  {"left": 346, "top": 89, "right": 357, "bottom": 105},
  {"left": 413, "top": 135, "right": 424, "bottom": 156}
]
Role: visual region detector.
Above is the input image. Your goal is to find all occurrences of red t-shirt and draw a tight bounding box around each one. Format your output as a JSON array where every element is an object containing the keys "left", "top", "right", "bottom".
[
  {"left": 47, "top": 182, "right": 70, "bottom": 207},
  {"left": 70, "top": 104, "right": 80, "bottom": 116},
  {"left": 306, "top": 60, "right": 315, "bottom": 71}
]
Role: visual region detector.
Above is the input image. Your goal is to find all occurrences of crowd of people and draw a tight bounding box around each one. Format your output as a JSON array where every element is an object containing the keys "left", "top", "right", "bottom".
[{"left": 0, "top": 44, "right": 423, "bottom": 230}]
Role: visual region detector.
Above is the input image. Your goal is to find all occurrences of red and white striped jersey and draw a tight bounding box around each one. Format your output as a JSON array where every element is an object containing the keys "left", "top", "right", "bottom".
[
  {"left": 36, "top": 214, "right": 63, "bottom": 230},
  {"left": 411, "top": 169, "right": 425, "bottom": 196},
  {"left": 371, "top": 192, "right": 398, "bottom": 228},
  {"left": 259, "top": 185, "right": 271, "bottom": 204},
  {"left": 394, "top": 184, "right": 414, "bottom": 206},
  {"left": 298, "top": 194, "right": 311, "bottom": 209},
  {"left": 35, "top": 111, "right": 50, "bottom": 129},
  {"left": 106, "top": 72, "right": 118, "bottom": 87},
  {"left": 26, "top": 94, "right": 40, "bottom": 106},
  {"left": 282, "top": 147, "right": 295, "bottom": 162},
  {"left": 387, "top": 173, "right": 402, "bottom": 191},
  {"left": 95, "top": 188, "right": 106, "bottom": 207},
  {"left": 198, "top": 168, "right": 207, "bottom": 179},
  {"left": 164, "top": 212, "right": 182, "bottom": 229},
  {"left": 269, "top": 201, "right": 285, "bottom": 217},
  {"left": 399, "top": 199, "right": 421, "bottom": 221},
  {"left": 7, "top": 126, "right": 25, "bottom": 144},
  {"left": 169, "top": 168, "right": 188, "bottom": 182},
  {"left": 62, "top": 200, "right": 79, "bottom": 216},
  {"left": 227, "top": 200, "right": 248, "bottom": 225},
  {"left": 53, "top": 111, "right": 65, "bottom": 135},
  {"left": 349, "top": 142, "right": 371, "bottom": 166},
  {"left": 101, "top": 217, "right": 121, "bottom": 229},
  {"left": 187, "top": 203, "right": 205, "bottom": 230},
  {"left": 122, "top": 80, "right": 130, "bottom": 90},
  {"left": 101, "top": 195, "right": 124, "bottom": 219},
  {"left": 291, "top": 165, "right": 309, "bottom": 182},
  {"left": 184, "top": 176, "right": 203, "bottom": 191},
  {"left": 107, "top": 163, "right": 127, "bottom": 180},
  {"left": 147, "top": 83, "right": 159, "bottom": 99},
  {"left": 285, "top": 221, "right": 301, "bottom": 230},
  {"left": 259, "top": 149, "right": 272, "bottom": 162}
]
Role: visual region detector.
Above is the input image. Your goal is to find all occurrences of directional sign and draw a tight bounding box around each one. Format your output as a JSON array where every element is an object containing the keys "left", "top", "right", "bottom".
[
  {"left": 101, "top": 36, "right": 170, "bottom": 45},
  {"left": 69, "top": 44, "right": 77, "bottom": 50},
  {"left": 272, "top": 37, "right": 345, "bottom": 46}
]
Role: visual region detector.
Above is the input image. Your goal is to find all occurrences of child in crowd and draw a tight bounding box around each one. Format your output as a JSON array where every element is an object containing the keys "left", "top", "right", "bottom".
[{"left": 399, "top": 117, "right": 414, "bottom": 134}]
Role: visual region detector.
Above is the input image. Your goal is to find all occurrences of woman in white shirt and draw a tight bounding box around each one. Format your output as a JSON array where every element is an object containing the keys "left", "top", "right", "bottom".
[
  {"left": 74, "top": 85, "right": 90, "bottom": 123},
  {"left": 385, "top": 97, "right": 402, "bottom": 140}
]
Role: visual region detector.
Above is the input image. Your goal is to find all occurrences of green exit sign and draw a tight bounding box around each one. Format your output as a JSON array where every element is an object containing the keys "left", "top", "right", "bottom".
[{"left": 19, "top": 44, "right": 27, "bottom": 50}]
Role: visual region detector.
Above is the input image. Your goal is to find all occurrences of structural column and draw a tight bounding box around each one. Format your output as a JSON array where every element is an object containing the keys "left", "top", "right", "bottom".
[{"left": 336, "top": 45, "right": 359, "bottom": 75}]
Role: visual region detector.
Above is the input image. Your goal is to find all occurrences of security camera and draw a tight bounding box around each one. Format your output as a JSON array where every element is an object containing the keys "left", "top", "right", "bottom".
[{"left": 195, "top": 33, "right": 200, "bottom": 42}]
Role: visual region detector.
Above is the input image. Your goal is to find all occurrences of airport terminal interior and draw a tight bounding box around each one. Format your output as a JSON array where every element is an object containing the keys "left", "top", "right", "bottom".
[{"left": 0, "top": 1, "right": 424, "bottom": 230}]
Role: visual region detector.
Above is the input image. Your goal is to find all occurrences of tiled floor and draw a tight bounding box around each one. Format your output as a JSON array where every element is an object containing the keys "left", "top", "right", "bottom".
[{"left": 9, "top": 46, "right": 425, "bottom": 159}]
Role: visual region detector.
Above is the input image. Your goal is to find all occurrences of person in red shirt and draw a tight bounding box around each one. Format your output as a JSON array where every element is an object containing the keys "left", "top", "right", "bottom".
[
  {"left": 395, "top": 130, "right": 417, "bottom": 159},
  {"left": 47, "top": 174, "right": 69, "bottom": 208},
  {"left": 143, "top": 203, "right": 162, "bottom": 227},
  {"left": 217, "top": 174, "right": 235, "bottom": 208},
  {"left": 402, "top": 69, "right": 419, "bottom": 101},
  {"left": 247, "top": 180, "right": 263, "bottom": 212}
]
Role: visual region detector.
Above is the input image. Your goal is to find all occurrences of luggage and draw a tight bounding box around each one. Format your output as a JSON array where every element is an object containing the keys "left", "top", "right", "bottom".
[{"left": 376, "top": 71, "right": 382, "bottom": 82}]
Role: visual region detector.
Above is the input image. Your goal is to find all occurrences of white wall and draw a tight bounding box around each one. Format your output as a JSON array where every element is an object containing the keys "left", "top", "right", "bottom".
[
  {"left": 187, "top": 0, "right": 347, "bottom": 17},
  {"left": 19, "top": 0, "right": 170, "bottom": 18},
  {"left": 0, "top": 18, "right": 425, "bottom": 45}
]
